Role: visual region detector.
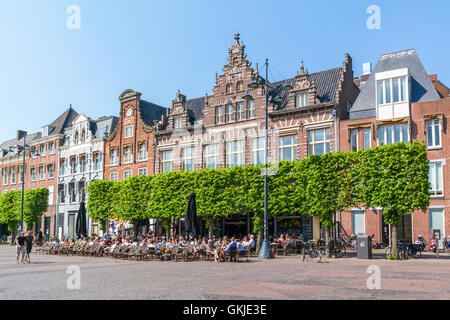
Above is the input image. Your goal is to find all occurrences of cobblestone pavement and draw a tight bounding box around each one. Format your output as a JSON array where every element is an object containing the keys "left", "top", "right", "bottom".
[{"left": 0, "top": 245, "right": 449, "bottom": 300}]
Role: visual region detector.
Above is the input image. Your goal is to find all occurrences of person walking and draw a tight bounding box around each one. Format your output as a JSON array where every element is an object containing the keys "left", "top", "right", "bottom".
[
  {"left": 15, "top": 232, "right": 26, "bottom": 264},
  {"left": 24, "top": 231, "right": 34, "bottom": 263}
]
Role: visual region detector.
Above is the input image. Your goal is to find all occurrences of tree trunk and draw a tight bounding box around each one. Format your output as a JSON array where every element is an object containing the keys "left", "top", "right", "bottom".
[
  {"left": 10, "top": 231, "right": 16, "bottom": 246},
  {"left": 208, "top": 219, "right": 214, "bottom": 238},
  {"left": 325, "top": 227, "right": 331, "bottom": 258},
  {"left": 256, "top": 228, "right": 263, "bottom": 255},
  {"left": 391, "top": 223, "right": 399, "bottom": 259}
]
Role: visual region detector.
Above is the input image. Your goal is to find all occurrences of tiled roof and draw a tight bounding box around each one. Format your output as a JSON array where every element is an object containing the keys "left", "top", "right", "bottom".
[{"left": 139, "top": 99, "right": 167, "bottom": 127}]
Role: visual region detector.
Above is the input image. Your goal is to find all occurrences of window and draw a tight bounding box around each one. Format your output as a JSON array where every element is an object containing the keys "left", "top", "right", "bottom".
[
  {"left": 226, "top": 104, "right": 235, "bottom": 122},
  {"left": 363, "top": 128, "right": 371, "bottom": 150},
  {"left": 429, "top": 162, "right": 443, "bottom": 196},
  {"left": 350, "top": 129, "right": 358, "bottom": 152},
  {"left": 18, "top": 166, "right": 23, "bottom": 183},
  {"left": 93, "top": 153, "right": 101, "bottom": 171},
  {"left": 48, "top": 164, "right": 54, "bottom": 179},
  {"left": 31, "top": 167, "right": 36, "bottom": 182},
  {"left": 69, "top": 182, "right": 76, "bottom": 203},
  {"left": 80, "top": 130, "right": 86, "bottom": 143},
  {"left": 352, "top": 211, "right": 365, "bottom": 235},
  {"left": 11, "top": 167, "right": 16, "bottom": 184},
  {"left": 204, "top": 144, "right": 219, "bottom": 169},
  {"left": 237, "top": 81, "right": 244, "bottom": 91},
  {"left": 123, "top": 170, "right": 132, "bottom": 180},
  {"left": 60, "top": 159, "right": 66, "bottom": 175},
  {"left": 216, "top": 106, "right": 224, "bottom": 124},
  {"left": 123, "top": 146, "right": 132, "bottom": 164},
  {"left": 110, "top": 149, "right": 119, "bottom": 166},
  {"left": 110, "top": 172, "right": 118, "bottom": 181},
  {"left": 182, "top": 147, "right": 195, "bottom": 171},
  {"left": 251, "top": 137, "right": 265, "bottom": 166},
  {"left": 74, "top": 132, "right": 79, "bottom": 145},
  {"left": 247, "top": 101, "right": 255, "bottom": 119},
  {"left": 236, "top": 102, "right": 245, "bottom": 121},
  {"left": 377, "top": 76, "right": 407, "bottom": 105},
  {"left": 226, "top": 83, "right": 233, "bottom": 93},
  {"left": 279, "top": 135, "right": 297, "bottom": 161},
  {"left": 125, "top": 126, "right": 133, "bottom": 138},
  {"left": 80, "top": 155, "right": 87, "bottom": 173},
  {"left": 49, "top": 143, "right": 55, "bottom": 155},
  {"left": 160, "top": 150, "right": 173, "bottom": 173},
  {"left": 70, "top": 157, "right": 77, "bottom": 174},
  {"left": 2, "top": 168, "right": 8, "bottom": 185},
  {"left": 39, "top": 166, "right": 45, "bottom": 180},
  {"left": 40, "top": 144, "right": 46, "bottom": 156},
  {"left": 296, "top": 92, "right": 309, "bottom": 108},
  {"left": 308, "top": 128, "right": 331, "bottom": 155},
  {"left": 138, "top": 168, "right": 147, "bottom": 176},
  {"left": 48, "top": 186, "right": 54, "bottom": 206},
  {"left": 378, "top": 123, "right": 408, "bottom": 145},
  {"left": 226, "top": 140, "right": 244, "bottom": 167},
  {"left": 174, "top": 116, "right": 184, "bottom": 129},
  {"left": 138, "top": 143, "right": 148, "bottom": 161},
  {"left": 426, "top": 119, "right": 441, "bottom": 149},
  {"left": 58, "top": 184, "right": 65, "bottom": 203},
  {"left": 98, "top": 127, "right": 107, "bottom": 137}
]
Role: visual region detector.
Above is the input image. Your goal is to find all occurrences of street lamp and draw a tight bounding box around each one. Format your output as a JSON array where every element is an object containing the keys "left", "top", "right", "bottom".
[
  {"left": 9, "top": 134, "right": 39, "bottom": 233},
  {"left": 242, "top": 58, "right": 291, "bottom": 259}
]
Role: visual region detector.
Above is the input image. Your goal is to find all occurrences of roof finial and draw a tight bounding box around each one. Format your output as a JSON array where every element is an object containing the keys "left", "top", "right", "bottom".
[
  {"left": 300, "top": 60, "right": 305, "bottom": 74},
  {"left": 234, "top": 32, "right": 240, "bottom": 44}
]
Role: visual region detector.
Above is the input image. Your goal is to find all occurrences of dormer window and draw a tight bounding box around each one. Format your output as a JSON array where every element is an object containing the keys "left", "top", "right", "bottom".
[
  {"left": 375, "top": 69, "right": 409, "bottom": 121},
  {"left": 296, "top": 92, "right": 309, "bottom": 108},
  {"left": 377, "top": 77, "right": 407, "bottom": 105},
  {"left": 174, "top": 116, "right": 184, "bottom": 129},
  {"left": 42, "top": 126, "right": 49, "bottom": 137}
]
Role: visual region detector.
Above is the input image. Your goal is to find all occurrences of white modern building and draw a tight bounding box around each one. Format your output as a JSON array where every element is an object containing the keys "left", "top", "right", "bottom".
[{"left": 56, "top": 114, "right": 118, "bottom": 239}]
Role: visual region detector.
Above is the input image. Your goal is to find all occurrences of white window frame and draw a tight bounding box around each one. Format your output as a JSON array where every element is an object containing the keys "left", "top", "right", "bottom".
[
  {"left": 39, "top": 166, "right": 45, "bottom": 180},
  {"left": 110, "top": 172, "right": 118, "bottom": 181},
  {"left": 80, "top": 155, "right": 87, "bottom": 173},
  {"left": 296, "top": 92, "right": 309, "bottom": 108},
  {"left": 160, "top": 149, "right": 174, "bottom": 173},
  {"left": 429, "top": 160, "right": 444, "bottom": 197},
  {"left": 48, "top": 164, "right": 54, "bottom": 179},
  {"left": 216, "top": 106, "right": 224, "bottom": 124},
  {"left": 226, "top": 104, "right": 235, "bottom": 122},
  {"left": 377, "top": 123, "right": 409, "bottom": 146},
  {"left": 110, "top": 149, "right": 119, "bottom": 166},
  {"left": 31, "top": 167, "right": 36, "bottom": 182},
  {"left": 2, "top": 168, "right": 8, "bottom": 185},
  {"left": 236, "top": 102, "right": 245, "bottom": 121},
  {"left": 40, "top": 144, "right": 47, "bottom": 157},
  {"left": 124, "top": 126, "right": 133, "bottom": 138},
  {"left": 10, "top": 167, "right": 16, "bottom": 184},
  {"left": 278, "top": 135, "right": 297, "bottom": 161},
  {"left": 49, "top": 142, "right": 55, "bottom": 155},
  {"left": 308, "top": 128, "right": 331, "bottom": 156},
  {"left": 174, "top": 116, "right": 184, "bottom": 129},
  {"left": 123, "top": 170, "right": 132, "bottom": 180},
  {"left": 138, "top": 143, "right": 148, "bottom": 161},
  {"left": 226, "top": 140, "right": 244, "bottom": 167},
  {"left": 123, "top": 146, "right": 132, "bottom": 164},
  {"left": 182, "top": 146, "right": 195, "bottom": 171},
  {"left": 203, "top": 144, "right": 219, "bottom": 169},
  {"left": 426, "top": 119, "right": 442, "bottom": 150},
  {"left": 350, "top": 129, "right": 358, "bottom": 152},
  {"left": 93, "top": 153, "right": 101, "bottom": 171},
  {"left": 352, "top": 210, "right": 366, "bottom": 235},
  {"left": 138, "top": 168, "right": 147, "bottom": 176},
  {"left": 247, "top": 100, "right": 255, "bottom": 119},
  {"left": 250, "top": 137, "right": 266, "bottom": 166},
  {"left": 363, "top": 128, "right": 371, "bottom": 150}
]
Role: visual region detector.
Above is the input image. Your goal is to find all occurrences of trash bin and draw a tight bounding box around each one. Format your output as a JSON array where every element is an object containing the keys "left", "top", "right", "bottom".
[{"left": 356, "top": 235, "right": 372, "bottom": 259}]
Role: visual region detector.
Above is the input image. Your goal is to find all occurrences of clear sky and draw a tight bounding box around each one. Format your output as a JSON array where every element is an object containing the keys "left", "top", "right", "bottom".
[{"left": 0, "top": 0, "right": 449, "bottom": 143}]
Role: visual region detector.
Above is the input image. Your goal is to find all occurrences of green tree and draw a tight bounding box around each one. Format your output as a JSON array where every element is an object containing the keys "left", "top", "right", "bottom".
[
  {"left": 0, "top": 190, "right": 21, "bottom": 244},
  {"left": 354, "top": 142, "right": 430, "bottom": 258},
  {"left": 23, "top": 188, "right": 49, "bottom": 231},
  {"left": 87, "top": 180, "right": 118, "bottom": 232}
]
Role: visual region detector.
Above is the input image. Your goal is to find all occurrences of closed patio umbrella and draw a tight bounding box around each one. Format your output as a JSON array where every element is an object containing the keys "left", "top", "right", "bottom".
[
  {"left": 75, "top": 201, "right": 88, "bottom": 239},
  {"left": 190, "top": 193, "right": 198, "bottom": 238}
]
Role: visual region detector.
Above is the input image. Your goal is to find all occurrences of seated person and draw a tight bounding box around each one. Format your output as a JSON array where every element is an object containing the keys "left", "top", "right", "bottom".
[
  {"left": 248, "top": 235, "right": 255, "bottom": 248},
  {"left": 224, "top": 237, "right": 237, "bottom": 254}
]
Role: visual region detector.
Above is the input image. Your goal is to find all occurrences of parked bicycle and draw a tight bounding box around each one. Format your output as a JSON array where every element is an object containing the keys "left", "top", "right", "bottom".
[
  {"left": 318, "top": 238, "right": 346, "bottom": 258},
  {"left": 302, "top": 240, "right": 323, "bottom": 263},
  {"left": 385, "top": 241, "right": 409, "bottom": 260}
]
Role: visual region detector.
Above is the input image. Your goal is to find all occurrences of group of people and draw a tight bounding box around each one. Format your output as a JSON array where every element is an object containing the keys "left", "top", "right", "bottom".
[{"left": 47, "top": 232, "right": 257, "bottom": 262}]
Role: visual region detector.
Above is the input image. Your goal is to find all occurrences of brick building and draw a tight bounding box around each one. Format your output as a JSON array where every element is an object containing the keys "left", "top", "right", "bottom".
[
  {"left": 0, "top": 107, "right": 78, "bottom": 238},
  {"left": 150, "top": 33, "right": 359, "bottom": 238},
  {"left": 340, "top": 49, "right": 450, "bottom": 246}
]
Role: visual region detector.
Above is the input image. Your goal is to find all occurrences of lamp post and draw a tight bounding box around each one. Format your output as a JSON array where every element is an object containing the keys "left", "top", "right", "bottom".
[
  {"left": 10, "top": 134, "right": 38, "bottom": 233},
  {"left": 243, "top": 58, "right": 292, "bottom": 259}
]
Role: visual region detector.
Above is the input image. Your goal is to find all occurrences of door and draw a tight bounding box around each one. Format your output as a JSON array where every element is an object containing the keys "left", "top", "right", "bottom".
[
  {"left": 68, "top": 214, "right": 76, "bottom": 239},
  {"left": 44, "top": 217, "right": 51, "bottom": 238},
  {"left": 352, "top": 211, "right": 365, "bottom": 235},
  {"left": 430, "top": 209, "right": 445, "bottom": 249}
]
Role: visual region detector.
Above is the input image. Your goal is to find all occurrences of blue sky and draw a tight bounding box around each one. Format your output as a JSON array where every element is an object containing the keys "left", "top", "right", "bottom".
[{"left": 0, "top": 0, "right": 449, "bottom": 143}]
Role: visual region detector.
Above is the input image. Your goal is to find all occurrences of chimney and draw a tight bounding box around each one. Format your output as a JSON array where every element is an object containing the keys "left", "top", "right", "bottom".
[
  {"left": 17, "top": 130, "right": 27, "bottom": 141},
  {"left": 362, "top": 62, "right": 372, "bottom": 75},
  {"left": 429, "top": 74, "right": 437, "bottom": 81}
]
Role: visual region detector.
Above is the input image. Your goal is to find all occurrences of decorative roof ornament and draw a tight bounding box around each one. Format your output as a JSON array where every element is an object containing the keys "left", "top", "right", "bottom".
[
  {"left": 214, "top": 73, "right": 219, "bottom": 87},
  {"left": 234, "top": 32, "right": 240, "bottom": 44}
]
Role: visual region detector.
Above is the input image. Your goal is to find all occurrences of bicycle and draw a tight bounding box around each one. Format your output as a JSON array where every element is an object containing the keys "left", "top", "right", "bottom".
[
  {"left": 318, "top": 238, "right": 346, "bottom": 259},
  {"left": 302, "top": 240, "right": 323, "bottom": 263},
  {"left": 385, "top": 241, "right": 409, "bottom": 260}
]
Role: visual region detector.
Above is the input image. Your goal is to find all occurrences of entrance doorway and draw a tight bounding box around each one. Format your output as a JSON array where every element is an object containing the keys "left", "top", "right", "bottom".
[{"left": 68, "top": 213, "right": 76, "bottom": 239}]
